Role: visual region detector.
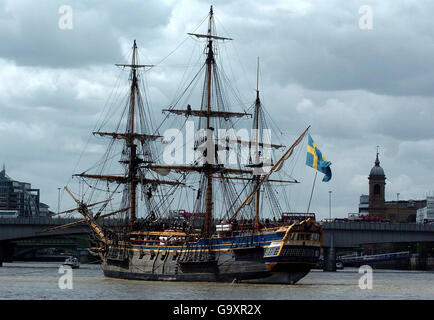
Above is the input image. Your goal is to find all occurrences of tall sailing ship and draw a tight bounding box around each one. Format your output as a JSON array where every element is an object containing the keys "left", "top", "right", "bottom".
[{"left": 48, "top": 6, "right": 322, "bottom": 284}]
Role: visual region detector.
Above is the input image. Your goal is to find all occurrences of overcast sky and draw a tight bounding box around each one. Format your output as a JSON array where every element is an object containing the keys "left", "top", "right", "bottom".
[{"left": 1, "top": 0, "right": 433, "bottom": 219}]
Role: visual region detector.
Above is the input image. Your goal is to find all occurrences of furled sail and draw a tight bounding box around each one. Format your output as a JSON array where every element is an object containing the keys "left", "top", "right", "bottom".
[{"left": 151, "top": 167, "right": 171, "bottom": 176}]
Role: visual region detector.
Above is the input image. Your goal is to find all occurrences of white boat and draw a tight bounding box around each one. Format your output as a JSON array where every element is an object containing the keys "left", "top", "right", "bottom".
[
  {"left": 63, "top": 256, "right": 80, "bottom": 269},
  {"left": 336, "top": 260, "right": 344, "bottom": 270}
]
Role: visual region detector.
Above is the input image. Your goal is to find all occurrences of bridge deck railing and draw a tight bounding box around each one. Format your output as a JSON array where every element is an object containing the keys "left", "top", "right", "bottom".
[
  {"left": 0, "top": 216, "right": 122, "bottom": 227},
  {"left": 321, "top": 221, "right": 434, "bottom": 232}
]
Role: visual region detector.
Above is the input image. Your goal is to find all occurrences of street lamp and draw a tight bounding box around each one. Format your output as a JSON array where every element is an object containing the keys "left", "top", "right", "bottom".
[
  {"left": 328, "top": 191, "right": 332, "bottom": 220},
  {"left": 397, "top": 192, "right": 400, "bottom": 219},
  {"left": 57, "top": 187, "right": 61, "bottom": 217}
]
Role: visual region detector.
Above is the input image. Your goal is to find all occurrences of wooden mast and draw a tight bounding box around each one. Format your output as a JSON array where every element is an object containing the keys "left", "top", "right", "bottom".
[
  {"left": 128, "top": 40, "right": 139, "bottom": 231},
  {"left": 113, "top": 40, "right": 153, "bottom": 231},
  {"left": 254, "top": 57, "right": 261, "bottom": 229},
  {"left": 230, "top": 126, "right": 310, "bottom": 221},
  {"left": 62, "top": 41, "right": 184, "bottom": 239},
  {"left": 165, "top": 6, "right": 236, "bottom": 238},
  {"left": 204, "top": 6, "right": 214, "bottom": 238}
]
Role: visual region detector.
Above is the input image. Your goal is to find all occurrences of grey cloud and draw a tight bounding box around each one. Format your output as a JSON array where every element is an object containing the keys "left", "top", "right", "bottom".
[
  {"left": 0, "top": 0, "right": 171, "bottom": 68},
  {"left": 222, "top": 1, "right": 434, "bottom": 97},
  {"left": 0, "top": 0, "right": 433, "bottom": 218}
]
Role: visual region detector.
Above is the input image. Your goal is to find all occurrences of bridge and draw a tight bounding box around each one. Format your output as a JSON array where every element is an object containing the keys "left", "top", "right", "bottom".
[
  {"left": 0, "top": 217, "right": 93, "bottom": 241},
  {"left": 1, "top": 217, "right": 434, "bottom": 269},
  {"left": 321, "top": 221, "right": 434, "bottom": 271},
  {"left": 321, "top": 221, "right": 434, "bottom": 247},
  {"left": 0, "top": 216, "right": 120, "bottom": 265}
]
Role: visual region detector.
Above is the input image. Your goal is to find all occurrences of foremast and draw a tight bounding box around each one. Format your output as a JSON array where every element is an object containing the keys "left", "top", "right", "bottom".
[{"left": 73, "top": 40, "right": 180, "bottom": 232}]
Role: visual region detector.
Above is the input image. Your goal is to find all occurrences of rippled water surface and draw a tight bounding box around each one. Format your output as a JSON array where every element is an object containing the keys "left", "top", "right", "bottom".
[{"left": 0, "top": 262, "right": 433, "bottom": 300}]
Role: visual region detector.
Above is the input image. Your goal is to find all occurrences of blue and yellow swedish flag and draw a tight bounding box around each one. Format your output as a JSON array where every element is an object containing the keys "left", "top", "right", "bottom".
[{"left": 306, "top": 134, "right": 332, "bottom": 182}]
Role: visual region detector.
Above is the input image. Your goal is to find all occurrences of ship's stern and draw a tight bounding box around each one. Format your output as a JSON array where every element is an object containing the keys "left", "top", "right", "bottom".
[{"left": 262, "top": 219, "right": 322, "bottom": 283}]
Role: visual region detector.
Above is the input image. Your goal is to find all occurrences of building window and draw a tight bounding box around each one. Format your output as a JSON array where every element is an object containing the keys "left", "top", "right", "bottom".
[{"left": 374, "top": 184, "right": 381, "bottom": 196}]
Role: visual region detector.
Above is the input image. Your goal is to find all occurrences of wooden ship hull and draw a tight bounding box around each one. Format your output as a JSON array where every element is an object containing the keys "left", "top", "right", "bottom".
[
  {"left": 102, "top": 246, "right": 270, "bottom": 283},
  {"left": 102, "top": 249, "right": 313, "bottom": 284},
  {"left": 96, "top": 220, "right": 322, "bottom": 284},
  {"left": 100, "top": 238, "right": 318, "bottom": 284}
]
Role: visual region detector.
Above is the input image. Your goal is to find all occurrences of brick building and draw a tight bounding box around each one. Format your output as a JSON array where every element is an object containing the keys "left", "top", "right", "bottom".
[{"left": 359, "top": 152, "right": 426, "bottom": 223}]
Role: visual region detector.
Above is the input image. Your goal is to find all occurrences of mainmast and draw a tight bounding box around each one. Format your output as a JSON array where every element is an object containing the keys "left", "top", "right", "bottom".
[
  {"left": 127, "top": 41, "right": 138, "bottom": 230},
  {"left": 205, "top": 6, "right": 214, "bottom": 130},
  {"left": 187, "top": 6, "right": 235, "bottom": 237},
  {"left": 204, "top": 6, "right": 215, "bottom": 238},
  {"left": 161, "top": 6, "right": 238, "bottom": 238},
  {"left": 253, "top": 57, "right": 261, "bottom": 229}
]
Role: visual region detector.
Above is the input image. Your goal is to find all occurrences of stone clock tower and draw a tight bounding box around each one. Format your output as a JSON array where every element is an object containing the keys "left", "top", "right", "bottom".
[{"left": 368, "top": 151, "right": 386, "bottom": 217}]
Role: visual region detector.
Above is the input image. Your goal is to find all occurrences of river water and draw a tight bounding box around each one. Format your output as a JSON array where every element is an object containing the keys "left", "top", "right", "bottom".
[{"left": 0, "top": 262, "right": 432, "bottom": 300}]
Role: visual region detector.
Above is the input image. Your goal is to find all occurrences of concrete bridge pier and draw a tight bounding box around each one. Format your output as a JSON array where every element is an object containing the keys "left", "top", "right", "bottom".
[
  {"left": 0, "top": 243, "right": 4, "bottom": 266},
  {"left": 323, "top": 232, "right": 336, "bottom": 272},
  {"left": 0, "top": 242, "right": 15, "bottom": 267},
  {"left": 323, "top": 247, "right": 337, "bottom": 272},
  {"left": 0, "top": 245, "right": 4, "bottom": 267}
]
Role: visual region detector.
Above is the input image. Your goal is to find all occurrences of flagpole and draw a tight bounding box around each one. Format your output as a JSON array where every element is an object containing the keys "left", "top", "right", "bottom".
[{"left": 306, "top": 171, "right": 318, "bottom": 214}]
